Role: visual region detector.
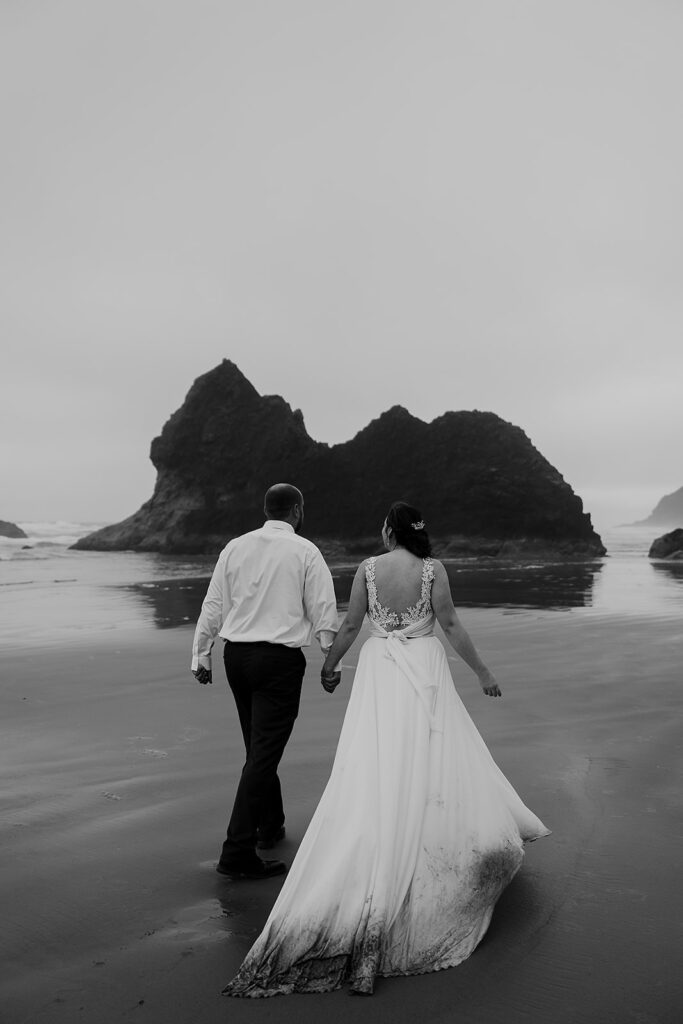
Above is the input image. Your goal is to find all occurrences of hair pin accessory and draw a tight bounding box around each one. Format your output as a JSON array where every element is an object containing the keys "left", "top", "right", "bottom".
[{"left": 411, "top": 520, "right": 425, "bottom": 530}]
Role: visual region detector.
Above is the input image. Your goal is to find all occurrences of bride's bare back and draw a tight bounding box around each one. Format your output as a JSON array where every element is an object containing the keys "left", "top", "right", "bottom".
[{"left": 367, "top": 550, "right": 432, "bottom": 627}]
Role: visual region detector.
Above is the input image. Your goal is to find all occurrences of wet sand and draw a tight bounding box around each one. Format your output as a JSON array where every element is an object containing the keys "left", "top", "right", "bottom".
[{"left": 1, "top": 609, "right": 681, "bottom": 1023}]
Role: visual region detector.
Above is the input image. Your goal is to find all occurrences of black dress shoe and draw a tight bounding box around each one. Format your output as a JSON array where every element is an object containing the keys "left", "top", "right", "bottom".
[
  {"left": 216, "top": 858, "right": 287, "bottom": 881},
  {"left": 256, "top": 825, "right": 286, "bottom": 850}
]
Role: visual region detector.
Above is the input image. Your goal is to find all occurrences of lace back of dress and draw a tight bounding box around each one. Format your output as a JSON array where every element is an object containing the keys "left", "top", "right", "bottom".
[{"left": 365, "top": 557, "right": 434, "bottom": 630}]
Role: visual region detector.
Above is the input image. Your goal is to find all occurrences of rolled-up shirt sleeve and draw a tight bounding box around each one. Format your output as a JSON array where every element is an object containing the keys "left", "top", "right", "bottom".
[
  {"left": 303, "top": 549, "right": 339, "bottom": 653},
  {"left": 191, "top": 550, "right": 229, "bottom": 671}
]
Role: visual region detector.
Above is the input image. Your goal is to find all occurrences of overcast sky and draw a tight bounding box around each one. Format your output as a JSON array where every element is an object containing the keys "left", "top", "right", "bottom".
[{"left": 2, "top": 0, "right": 681, "bottom": 531}]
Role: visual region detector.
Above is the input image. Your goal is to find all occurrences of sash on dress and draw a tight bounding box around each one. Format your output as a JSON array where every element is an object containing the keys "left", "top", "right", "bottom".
[{"left": 367, "top": 618, "right": 442, "bottom": 733}]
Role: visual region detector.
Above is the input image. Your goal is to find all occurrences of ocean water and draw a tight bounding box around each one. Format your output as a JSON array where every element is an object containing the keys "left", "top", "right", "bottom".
[{"left": 0, "top": 521, "right": 681, "bottom": 650}]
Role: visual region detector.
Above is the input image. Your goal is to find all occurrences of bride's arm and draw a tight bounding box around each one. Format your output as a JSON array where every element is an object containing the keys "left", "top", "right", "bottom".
[
  {"left": 321, "top": 562, "right": 368, "bottom": 685},
  {"left": 431, "top": 561, "right": 502, "bottom": 697}
]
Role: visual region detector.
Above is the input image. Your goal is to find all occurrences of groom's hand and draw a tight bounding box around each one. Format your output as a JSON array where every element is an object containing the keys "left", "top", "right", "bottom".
[
  {"left": 193, "top": 666, "right": 213, "bottom": 685},
  {"left": 320, "top": 670, "right": 341, "bottom": 694}
]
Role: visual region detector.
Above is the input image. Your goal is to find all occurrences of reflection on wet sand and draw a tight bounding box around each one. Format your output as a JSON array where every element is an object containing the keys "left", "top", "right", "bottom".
[
  {"left": 650, "top": 560, "right": 683, "bottom": 588},
  {"left": 121, "top": 559, "right": 603, "bottom": 631},
  {"left": 120, "top": 579, "right": 209, "bottom": 629},
  {"left": 444, "top": 561, "right": 602, "bottom": 609}
]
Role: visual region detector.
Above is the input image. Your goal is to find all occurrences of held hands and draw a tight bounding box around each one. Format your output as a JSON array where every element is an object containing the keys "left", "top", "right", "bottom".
[
  {"left": 320, "top": 668, "right": 342, "bottom": 694},
  {"left": 479, "top": 669, "right": 502, "bottom": 698},
  {"left": 193, "top": 666, "right": 213, "bottom": 685}
]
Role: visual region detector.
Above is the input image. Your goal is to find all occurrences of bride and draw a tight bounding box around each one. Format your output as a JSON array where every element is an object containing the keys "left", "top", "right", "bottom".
[{"left": 223, "top": 501, "right": 550, "bottom": 997}]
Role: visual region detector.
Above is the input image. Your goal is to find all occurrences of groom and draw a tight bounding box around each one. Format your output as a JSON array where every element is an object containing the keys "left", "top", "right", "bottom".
[{"left": 191, "top": 483, "right": 340, "bottom": 880}]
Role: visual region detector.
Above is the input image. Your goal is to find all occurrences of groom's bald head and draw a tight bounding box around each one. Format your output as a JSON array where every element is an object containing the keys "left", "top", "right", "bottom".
[{"left": 264, "top": 483, "right": 304, "bottom": 522}]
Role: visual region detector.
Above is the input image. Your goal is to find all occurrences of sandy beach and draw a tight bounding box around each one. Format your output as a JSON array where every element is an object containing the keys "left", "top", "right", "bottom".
[{"left": 1, "top": 606, "right": 681, "bottom": 1024}]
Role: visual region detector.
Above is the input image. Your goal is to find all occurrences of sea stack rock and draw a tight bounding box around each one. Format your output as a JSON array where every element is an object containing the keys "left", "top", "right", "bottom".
[
  {"left": 0, "top": 520, "right": 27, "bottom": 539},
  {"left": 648, "top": 528, "right": 683, "bottom": 560},
  {"left": 73, "top": 360, "right": 606, "bottom": 558}
]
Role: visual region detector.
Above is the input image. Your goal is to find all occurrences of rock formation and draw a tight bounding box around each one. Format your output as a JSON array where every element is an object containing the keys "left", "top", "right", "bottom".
[
  {"left": 0, "top": 520, "right": 27, "bottom": 539},
  {"left": 634, "top": 486, "right": 683, "bottom": 527},
  {"left": 648, "top": 528, "right": 683, "bottom": 560},
  {"left": 73, "top": 360, "right": 606, "bottom": 558}
]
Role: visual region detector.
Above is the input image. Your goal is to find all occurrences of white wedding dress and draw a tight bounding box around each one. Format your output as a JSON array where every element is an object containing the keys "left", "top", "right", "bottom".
[{"left": 223, "top": 557, "right": 550, "bottom": 997}]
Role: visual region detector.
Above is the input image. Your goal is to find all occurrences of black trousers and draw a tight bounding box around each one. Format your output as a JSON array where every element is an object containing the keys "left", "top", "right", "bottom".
[{"left": 220, "top": 640, "right": 306, "bottom": 868}]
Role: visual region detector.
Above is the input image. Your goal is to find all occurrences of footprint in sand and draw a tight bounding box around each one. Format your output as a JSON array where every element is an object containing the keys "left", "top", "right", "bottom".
[
  {"left": 178, "top": 726, "right": 205, "bottom": 743},
  {"left": 126, "top": 736, "right": 168, "bottom": 758}
]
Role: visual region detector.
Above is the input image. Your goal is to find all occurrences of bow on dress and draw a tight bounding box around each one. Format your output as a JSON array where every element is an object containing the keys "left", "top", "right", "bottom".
[{"left": 368, "top": 618, "right": 443, "bottom": 733}]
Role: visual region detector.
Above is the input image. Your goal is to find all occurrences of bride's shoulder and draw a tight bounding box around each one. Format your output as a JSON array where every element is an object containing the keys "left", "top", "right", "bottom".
[{"left": 428, "top": 557, "right": 448, "bottom": 578}]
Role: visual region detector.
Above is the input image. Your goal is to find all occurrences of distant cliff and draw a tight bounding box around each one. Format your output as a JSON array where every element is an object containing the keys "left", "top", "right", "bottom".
[
  {"left": 0, "top": 520, "right": 27, "bottom": 539},
  {"left": 73, "top": 360, "right": 605, "bottom": 558},
  {"left": 634, "top": 486, "right": 683, "bottom": 528}
]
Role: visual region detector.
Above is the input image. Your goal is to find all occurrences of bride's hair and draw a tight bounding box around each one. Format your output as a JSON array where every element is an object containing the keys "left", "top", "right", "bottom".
[{"left": 386, "top": 501, "right": 432, "bottom": 558}]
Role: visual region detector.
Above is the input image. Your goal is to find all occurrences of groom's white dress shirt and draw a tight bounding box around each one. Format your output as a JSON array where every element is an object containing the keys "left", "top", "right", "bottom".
[{"left": 191, "top": 520, "right": 339, "bottom": 672}]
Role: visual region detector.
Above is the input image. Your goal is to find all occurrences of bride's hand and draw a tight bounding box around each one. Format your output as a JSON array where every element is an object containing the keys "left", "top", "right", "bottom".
[{"left": 479, "top": 669, "right": 502, "bottom": 697}]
